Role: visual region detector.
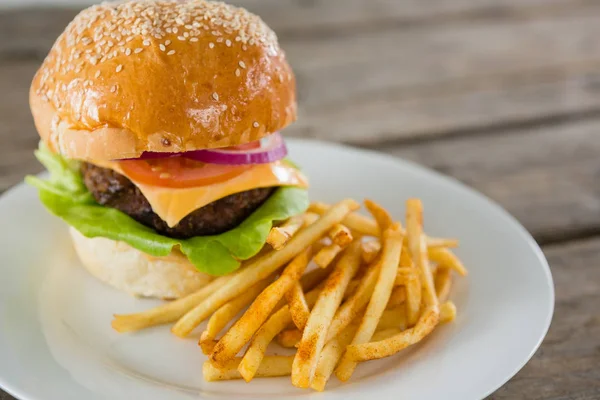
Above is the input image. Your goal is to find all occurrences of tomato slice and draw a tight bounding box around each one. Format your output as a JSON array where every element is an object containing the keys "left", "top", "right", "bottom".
[{"left": 119, "top": 157, "right": 251, "bottom": 188}]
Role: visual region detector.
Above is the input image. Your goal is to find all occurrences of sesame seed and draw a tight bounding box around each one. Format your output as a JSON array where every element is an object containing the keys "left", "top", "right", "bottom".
[
  {"left": 209, "top": 42, "right": 215, "bottom": 48},
  {"left": 125, "top": 48, "right": 131, "bottom": 56},
  {"left": 94, "top": 70, "right": 101, "bottom": 78},
  {"left": 239, "top": 61, "right": 246, "bottom": 69},
  {"left": 178, "top": 36, "right": 186, "bottom": 41},
  {"left": 159, "top": 44, "right": 166, "bottom": 51},
  {"left": 253, "top": 122, "right": 259, "bottom": 128},
  {"left": 134, "top": 48, "right": 143, "bottom": 53},
  {"left": 165, "top": 39, "right": 171, "bottom": 46},
  {"left": 172, "top": 27, "right": 178, "bottom": 34},
  {"left": 116, "top": 64, "right": 123, "bottom": 72},
  {"left": 167, "top": 50, "right": 175, "bottom": 55},
  {"left": 235, "top": 68, "right": 241, "bottom": 77},
  {"left": 216, "top": 37, "right": 223, "bottom": 43},
  {"left": 143, "top": 39, "right": 151, "bottom": 46},
  {"left": 212, "top": 92, "right": 219, "bottom": 101},
  {"left": 225, "top": 39, "right": 232, "bottom": 47},
  {"left": 189, "top": 37, "right": 199, "bottom": 42},
  {"left": 110, "top": 85, "right": 117, "bottom": 93}
]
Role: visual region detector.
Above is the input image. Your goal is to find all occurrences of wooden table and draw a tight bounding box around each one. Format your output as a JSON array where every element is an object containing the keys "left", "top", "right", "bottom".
[{"left": 1, "top": 1, "right": 599, "bottom": 399}]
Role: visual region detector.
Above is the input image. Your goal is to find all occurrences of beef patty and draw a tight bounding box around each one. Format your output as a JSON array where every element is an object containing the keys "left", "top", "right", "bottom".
[{"left": 81, "top": 162, "right": 275, "bottom": 239}]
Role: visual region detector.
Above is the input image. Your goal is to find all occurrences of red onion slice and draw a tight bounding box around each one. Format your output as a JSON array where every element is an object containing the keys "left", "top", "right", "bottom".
[{"left": 183, "top": 132, "right": 287, "bottom": 165}]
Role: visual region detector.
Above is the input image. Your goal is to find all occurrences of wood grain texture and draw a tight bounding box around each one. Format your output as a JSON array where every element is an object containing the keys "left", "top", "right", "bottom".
[
  {"left": 489, "top": 237, "right": 600, "bottom": 400},
  {"left": 383, "top": 118, "right": 600, "bottom": 243}
]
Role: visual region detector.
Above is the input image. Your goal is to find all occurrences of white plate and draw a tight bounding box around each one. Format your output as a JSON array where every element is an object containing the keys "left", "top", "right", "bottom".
[{"left": 0, "top": 139, "right": 554, "bottom": 400}]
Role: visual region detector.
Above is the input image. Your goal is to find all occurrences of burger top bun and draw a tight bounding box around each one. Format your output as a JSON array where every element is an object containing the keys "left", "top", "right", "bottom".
[{"left": 30, "top": 0, "right": 297, "bottom": 161}]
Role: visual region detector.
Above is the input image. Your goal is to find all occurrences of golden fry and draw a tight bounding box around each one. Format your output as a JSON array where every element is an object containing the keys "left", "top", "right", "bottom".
[
  {"left": 311, "top": 325, "right": 358, "bottom": 391},
  {"left": 440, "top": 301, "right": 457, "bottom": 323},
  {"left": 211, "top": 247, "right": 311, "bottom": 365},
  {"left": 335, "top": 228, "right": 404, "bottom": 381},
  {"left": 377, "top": 306, "right": 407, "bottom": 331},
  {"left": 326, "top": 262, "right": 380, "bottom": 342},
  {"left": 361, "top": 240, "right": 381, "bottom": 264},
  {"left": 300, "top": 263, "right": 334, "bottom": 292},
  {"left": 346, "top": 306, "right": 439, "bottom": 362},
  {"left": 435, "top": 267, "right": 452, "bottom": 302},
  {"left": 267, "top": 215, "right": 305, "bottom": 250},
  {"left": 371, "top": 327, "right": 402, "bottom": 342},
  {"left": 426, "top": 237, "right": 459, "bottom": 248},
  {"left": 292, "top": 241, "right": 363, "bottom": 388},
  {"left": 386, "top": 286, "right": 406, "bottom": 308},
  {"left": 313, "top": 243, "right": 343, "bottom": 269},
  {"left": 199, "top": 279, "right": 271, "bottom": 354},
  {"left": 428, "top": 247, "right": 468, "bottom": 276},
  {"left": 309, "top": 202, "right": 379, "bottom": 237},
  {"left": 328, "top": 224, "right": 353, "bottom": 247},
  {"left": 238, "top": 287, "right": 322, "bottom": 382},
  {"left": 364, "top": 199, "right": 393, "bottom": 231},
  {"left": 406, "top": 198, "right": 438, "bottom": 308},
  {"left": 203, "top": 356, "right": 293, "bottom": 381},
  {"left": 286, "top": 281, "right": 311, "bottom": 330},
  {"left": 111, "top": 274, "right": 230, "bottom": 333},
  {"left": 276, "top": 328, "right": 302, "bottom": 348},
  {"left": 172, "top": 199, "right": 359, "bottom": 337}
]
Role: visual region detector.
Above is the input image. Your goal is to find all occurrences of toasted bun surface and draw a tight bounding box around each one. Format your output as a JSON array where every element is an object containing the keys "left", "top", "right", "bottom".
[
  {"left": 70, "top": 227, "right": 213, "bottom": 299},
  {"left": 30, "top": 0, "right": 296, "bottom": 161}
]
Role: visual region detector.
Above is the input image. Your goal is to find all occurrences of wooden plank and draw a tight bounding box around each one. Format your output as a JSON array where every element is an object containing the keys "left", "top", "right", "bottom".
[
  {"left": 287, "top": 64, "right": 600, "bottom": 143},
  {"left": 489, "top": 237, "right": 600, "bottom": 399},
  {"left": 231, "top": 0, "right": 593, "bottom": 35},
  {"left": 286, "top": 9, "right": 600, "bottom": 107},
  {"left": 0, "top": 0, "right": 591, "bottom": 56},
  {"left": 384, "top": 118, "right": 600, "bottom": 242}
]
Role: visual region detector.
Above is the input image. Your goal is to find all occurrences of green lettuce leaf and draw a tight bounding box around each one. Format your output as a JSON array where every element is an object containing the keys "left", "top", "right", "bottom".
[{"left": 26, "top": 143, "right": 309, "bottom": 275}]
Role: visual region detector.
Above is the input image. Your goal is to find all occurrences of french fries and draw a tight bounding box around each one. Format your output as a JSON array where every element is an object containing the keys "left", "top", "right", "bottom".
[
  {"left": 111, "top": 274, "right": 231, "bottom": 333},
  {"left": 267, "top": 215, "right": 305, "bottom": 250},
  {"left": 326, "top": 261, "right": 380, "bottom": 342},
  {"left": 238, "top": 287, "right": 322, "bottom": 382},
  {"left": 286, "top": 281, "right": 311, "bottom": 330},
  {"left": 309, "top": 202, "right": 379, "bottom": 237},
  {"left": 428, "top": 247, "right": 468, "bottom": 276},
  {"left": 112, "top": 197, "right": 467, "bottom": 391},
  {"left": 328, "top": 224, "right": 353, "bottom": 247},
  {"left": 310, "top": 202, "right": 459, "bottom": 248},
  {"left": 364, "top": 199, "right": 393, "bottom": 231},
  {"left": 172, "top": 199, "right": 359, "bottom": 337},
  {"left": 203, "top": 356, "right": 293, "bottom": 381},
  {"left": 386, "top": 286, "right": 406, "bottom": 308},
  {"left": 277, "top": 328, "right": 303, "bottom": 348},
  {"left": 335, "top": 226, "right": 404, "bottom": 381},
  {"left": 312, "top": 324, "right": 358, "bottom": 391},
  {"left": 199, "top": 278, "right": 272, "bottom": 354},
  {"left": 361, "top": 240, "right": 381, "bottom": 264},
  {"left": 345, "top": 306, "right": 439, "bottom": 362},
  {"left": 313, "top": 243, "right": 344, "bottom": 269},
  {"left": 292, "top": 241, "right": 363, "bottom": 388},
  {"left": 211, "top": 247, "right": 312, "bottom": 365},
  {"left": 435, "top": 267, "right": 452, "bottom": 302}
]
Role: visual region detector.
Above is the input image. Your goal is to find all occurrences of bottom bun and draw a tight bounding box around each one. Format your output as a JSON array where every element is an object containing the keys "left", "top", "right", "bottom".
[{"left": 69, "top": 227, "right": 213, "bottom": 299}]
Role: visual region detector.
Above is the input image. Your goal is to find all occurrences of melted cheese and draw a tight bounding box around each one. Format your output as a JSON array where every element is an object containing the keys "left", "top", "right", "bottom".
[{"left": 92, "top": 159, "right": 308, "bottom": 227}]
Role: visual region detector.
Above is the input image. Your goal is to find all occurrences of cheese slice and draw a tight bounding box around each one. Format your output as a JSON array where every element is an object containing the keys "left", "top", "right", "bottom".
[{"left": 91, "top": 159, "right": 308, "bottom": 227}]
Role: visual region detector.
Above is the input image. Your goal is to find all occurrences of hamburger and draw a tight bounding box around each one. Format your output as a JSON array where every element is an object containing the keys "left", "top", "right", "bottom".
[{"left": 26, "top": 0, "right": 309, "bottom": 299}]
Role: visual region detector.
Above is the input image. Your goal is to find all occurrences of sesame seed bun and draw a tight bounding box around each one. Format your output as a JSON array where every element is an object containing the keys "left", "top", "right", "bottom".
[
  {"left": 30, "top": 0, "right": 297, "bottom": 161},
  {"left": 69, "top": 227, "right": 213, "bottom": 299}
]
